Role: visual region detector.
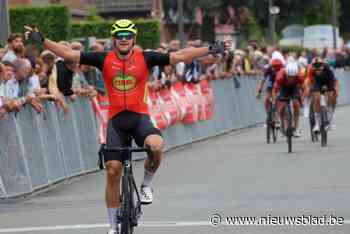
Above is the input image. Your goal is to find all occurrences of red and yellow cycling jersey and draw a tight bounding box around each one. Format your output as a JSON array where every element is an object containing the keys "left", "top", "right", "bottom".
[{"left": 103, "top": 50, "right": 149, "bottom": 119}]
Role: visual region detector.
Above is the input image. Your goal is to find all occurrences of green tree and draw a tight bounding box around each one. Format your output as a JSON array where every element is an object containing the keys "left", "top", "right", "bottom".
[{"left": 86, "top": 6, "right": 103, "bottom": 22}]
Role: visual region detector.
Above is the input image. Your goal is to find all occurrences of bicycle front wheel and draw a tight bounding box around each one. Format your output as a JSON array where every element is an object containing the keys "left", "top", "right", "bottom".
[
  {"left": 320, "top": 107, "right": 328, "bottom": 147},
  {"left": 121, "top": 172, "right": 133, "bottom": 234}
]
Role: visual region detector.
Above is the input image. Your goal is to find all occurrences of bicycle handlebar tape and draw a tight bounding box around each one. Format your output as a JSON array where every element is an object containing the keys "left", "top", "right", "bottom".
[
  {"left": 209, "top": 41, "right": 225, "bottom": 56},
  {"left": 30, "top": 31, "right": 45, "bottom": 44}
]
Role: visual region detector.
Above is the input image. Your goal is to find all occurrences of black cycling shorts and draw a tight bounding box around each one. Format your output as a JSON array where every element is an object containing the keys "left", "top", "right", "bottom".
[
  {"left": 311, "top": 78, "right": 335, "bottom": 92},
  {"left": 278, "top": 85, "right": 300, "bottom": 101},
  {"left": 104, "top": 111, "right": 162, "bottom": 162}
]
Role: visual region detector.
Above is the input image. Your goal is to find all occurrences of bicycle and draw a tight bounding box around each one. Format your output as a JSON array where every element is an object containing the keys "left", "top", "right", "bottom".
[
  {"left": 319, "top": 87, "right": 329, "bottom": 147},
  {"left": 100, "top": 136, "right": 152, "bottom": 234},
  {"left": 266, "top": 98, "right": 278, "bottom": 144},
  {"left": 279, "top": 97, "right": 294, "bottom": 153},
  {"left": 308, "top": 100, "right": 319, "bottom": 143}
]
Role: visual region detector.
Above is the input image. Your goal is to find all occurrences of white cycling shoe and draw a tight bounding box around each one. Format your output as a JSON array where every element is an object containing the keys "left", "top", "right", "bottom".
[
  {"left": 107, "top": 228, "right": 119, "bottom": 234},
  {"left": 293, "top": 129, "right": 302, "bottom": 138},
  {"left": 313, "top": 123, "right": 320, "bottom": 132},
  {"left": 107, "top": 221, "right": 121, "bottom": 234},
  {"left": 140, "top": 185, "right": 153, "bottom": 205}
]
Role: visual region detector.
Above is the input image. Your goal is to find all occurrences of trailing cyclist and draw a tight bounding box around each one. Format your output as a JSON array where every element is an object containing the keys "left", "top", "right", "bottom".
[
  {"left": 24, "top": 20, "right": 230, "bottom": 234},
  {"left": 304, "top": 58, "right": 339, "bottom": 132},
  {"left": 256, "top": 58, "right": 284, "bottom": 128},
  {"left": 272, "top": 62, "right": 304, "bottom": 138}
]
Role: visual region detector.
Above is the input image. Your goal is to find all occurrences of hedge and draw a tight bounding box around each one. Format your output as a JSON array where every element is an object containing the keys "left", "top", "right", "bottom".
[
  {"left": 9, "top": 5, "right": 160, "bottom": 49},
  {"left": 71, "top": 20, "right": 160, "bottom": 49},
  {"left": 10, "top": 5, "right": 70, "bottom": 42},
  {"left": 279, "top": 45, "right": 310, "bottom": 54}
]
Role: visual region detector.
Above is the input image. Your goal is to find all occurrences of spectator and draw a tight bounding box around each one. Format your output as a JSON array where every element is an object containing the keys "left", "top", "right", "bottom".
[
  {"left": 2, "top": 59, "right": 42, "bottom": 113},
  {"left": 184, "top": 39, "right": 203, "bottom": 83},
  {"left": 2, "top": 34, "right": 24, "bottom": 63},
  {"left": 82, "top": 43, "right": 105, "bottom": 95},
  {"left": 70, "top": 41, "right": 97, "bottom": 98},
  {"left": 169, "top": 40, "right": 180, "bottom": 51},
  {"left": 233, "top": 50, "right": 245, "bottom": 76},
  {"left": 35, "top": 57, "right": 48, "bottom": 88},
  {"left": 151, "top": 46, "right": 167, "bottom": 82},
  {"left": 50, "top": 58, "right": 77, "bottom": 97},
  {"left": 0, "top": 62, "right": 6, "bottom": 118},
  {"left": 90, "top": 42, "right": 104, "bottom": 52},
  {"left": 161, "top": 64, "right": 177, "bottom": 88},
  {"left": 0, "top": 48, "right": 5, "bottom": 61},
  {"left": 298, "top": 51, "right": 308, "bottom": 69},
  {"left": 40, "top": 51, "right": 68, "bottom": 113}
]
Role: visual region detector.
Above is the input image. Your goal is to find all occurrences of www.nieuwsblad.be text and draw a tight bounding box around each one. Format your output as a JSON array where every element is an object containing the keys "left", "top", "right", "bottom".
[{"left": 209, "top": 213, "right": 344, "bottom": 226}]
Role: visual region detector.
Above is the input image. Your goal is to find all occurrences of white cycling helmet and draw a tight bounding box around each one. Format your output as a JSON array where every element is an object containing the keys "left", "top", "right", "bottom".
[{"left": 285, "top": 62, "right": 299, "bottom": 77}]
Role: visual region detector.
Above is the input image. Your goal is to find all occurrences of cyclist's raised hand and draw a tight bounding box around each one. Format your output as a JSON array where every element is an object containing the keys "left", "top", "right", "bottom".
[
  {"left": 24, "top": 25, "right": 80, "bottom": 63},
  {"left": 24, "top": 25, "right": 45, "bottom": 44}
]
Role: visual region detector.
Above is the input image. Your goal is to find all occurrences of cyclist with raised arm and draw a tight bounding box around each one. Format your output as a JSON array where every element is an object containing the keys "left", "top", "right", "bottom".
[
  {"left": 256, "top": 58, "right": 284, "bottom": 128},
  {"left": 24, "top": 20, "right": 229, "bottom": 234},
  {"left": 272, "top": 62, "right": 304, "bottom": 137},
  {"left": 305, "top": 58, "right": 339, "bottom": 132}
]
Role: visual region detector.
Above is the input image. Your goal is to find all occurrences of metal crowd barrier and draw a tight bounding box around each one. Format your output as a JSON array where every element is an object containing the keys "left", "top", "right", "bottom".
[
  {"left": 0, "top": 98, "right": 99, "bottom": 198},
  {"left": 1, "top": 70, "right": 349, "bottom": 198}
]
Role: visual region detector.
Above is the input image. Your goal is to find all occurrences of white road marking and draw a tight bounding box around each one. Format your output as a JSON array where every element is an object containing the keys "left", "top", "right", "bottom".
[
  {"left": 0, "top": 220, "right": 349, "bottom": 233},
  {"left": 0, "top": 222, "right": 208, "bottom": 233}
]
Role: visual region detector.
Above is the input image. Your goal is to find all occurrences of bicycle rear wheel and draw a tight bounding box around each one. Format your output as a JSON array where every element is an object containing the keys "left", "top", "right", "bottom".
[
  {"left": 320, "top": 107, "right": 328, "bottom": 147},
  {"left": 309, "top": 103, "right": 317, "bottom": 143},
  {"left": 272, "top": 125, "right": 277, "bottom": 143},
  {"left": 266, "top": 112, "right": 272, "bottom": 144},
  {"left": 285, "top": 106, "right": 293, "bottom": 153}
]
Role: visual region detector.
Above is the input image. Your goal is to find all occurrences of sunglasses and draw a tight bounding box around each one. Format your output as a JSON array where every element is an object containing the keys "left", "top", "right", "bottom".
[
  {"left": 313, "top": 63, "right": 324, "bottom": 70},
  {"left": 114, "top": 32, "right": 135, "bottom": 41}
]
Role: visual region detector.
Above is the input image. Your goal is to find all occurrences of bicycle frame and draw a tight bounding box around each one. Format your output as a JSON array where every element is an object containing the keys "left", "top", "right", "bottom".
[
  {"left": 279, "top": 98, "right": 294, "bottom": 153},
  {"left": 102, "top": 141, "right": 151, "bottom": 234}
]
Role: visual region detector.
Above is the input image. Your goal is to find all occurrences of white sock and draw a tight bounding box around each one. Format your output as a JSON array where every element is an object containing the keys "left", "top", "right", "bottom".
[
  {"left": 315, "top": 113, "right": 321, "bottom": 126},
  {"left": 108, "top": 207, "right": 120, "bottom": 229},
  {"left": 142, "top": 169, "right": 155, "bottom": 187},
  {"left": 330, "top": 110, "right": 336, "bottom": 124},
  {"left": 304, "top": 97, "right": 310, "bottom": 118}
]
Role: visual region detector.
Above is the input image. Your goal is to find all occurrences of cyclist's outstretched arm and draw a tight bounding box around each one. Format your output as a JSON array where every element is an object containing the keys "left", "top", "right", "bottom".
[
  {"left": 169, "top": 47, "right": 209, "bottom": 64},
  {"left": 169, "top": 41, "right": 231, "bottom": 64},
  {"left": 24, "top": 25, "right": 80, "bottom": 63},
  {"left": 43, "top": 39, "right": 80, "bottom": 63}
]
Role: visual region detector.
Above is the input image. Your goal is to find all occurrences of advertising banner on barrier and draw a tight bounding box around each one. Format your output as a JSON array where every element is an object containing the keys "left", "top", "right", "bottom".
[{"left": 90, "top": 81, "right": 216, "bottom": 135}]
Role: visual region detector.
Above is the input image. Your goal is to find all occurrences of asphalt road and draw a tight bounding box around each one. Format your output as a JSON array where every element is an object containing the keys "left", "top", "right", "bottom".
[{"left": 1, "top": 106, "right": 350, "bottom": 234}]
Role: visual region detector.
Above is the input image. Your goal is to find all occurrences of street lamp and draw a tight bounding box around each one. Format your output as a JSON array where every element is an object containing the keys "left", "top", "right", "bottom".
[
  {"left": 268, "top": 0, "right": 279, "bottom": 46},
  {"left": 0, "top": 0, "right": 10, "bottom": 47},
  {"left": 177, "top": 0, "right": 185, "bottom": 49},
  {"left": 332, "top": 0, "right": 337, "bottom": 49}
]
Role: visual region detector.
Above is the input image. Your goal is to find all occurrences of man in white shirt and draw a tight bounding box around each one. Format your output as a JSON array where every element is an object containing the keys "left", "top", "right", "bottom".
[
  {"left": 2, "top": 34, "right": 24, "bottom": 63},
  {"left": 2, "top": 59, "right": 43, "bottom": 113}
]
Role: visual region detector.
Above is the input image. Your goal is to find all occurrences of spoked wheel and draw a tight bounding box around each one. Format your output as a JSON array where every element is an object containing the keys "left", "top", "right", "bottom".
[
  {"left": 121, "top": 172, "right": 134, "bottom": 234},
  {"left": 266, "top": 122, "right": 271, "bottom": 144},
  {"left": 267, "top": 102, "right": 278, "bottom": 144},
  {"left": 320, "top": 107, "right": 328, "bottom": 147},
  {"left": 284, "top": 107, "right": 293, "bottom": 153},
  {"left": 272, "top": 124, "right": 277, "bottom": 143},
  {"left": 309, "top": 104, "right": 318, "bottom": 143},
  {"left": 266, "top": 118, "right": 272, "bottom": 144}
]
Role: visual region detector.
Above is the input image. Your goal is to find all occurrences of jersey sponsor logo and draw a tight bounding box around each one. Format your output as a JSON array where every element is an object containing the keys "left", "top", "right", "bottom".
[{"left": 112, "top": 72, "right": 137, "bottom": 91}]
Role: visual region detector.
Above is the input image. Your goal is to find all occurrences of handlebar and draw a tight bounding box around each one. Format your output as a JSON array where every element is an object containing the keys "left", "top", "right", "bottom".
[{"left": 103, "top": 147, "right": 151, "bottom": 154}]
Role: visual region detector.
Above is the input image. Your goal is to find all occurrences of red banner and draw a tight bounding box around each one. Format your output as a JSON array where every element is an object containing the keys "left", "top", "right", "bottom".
[{"left": 91, "top": 81, "right": 215, "bottom": 143}]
